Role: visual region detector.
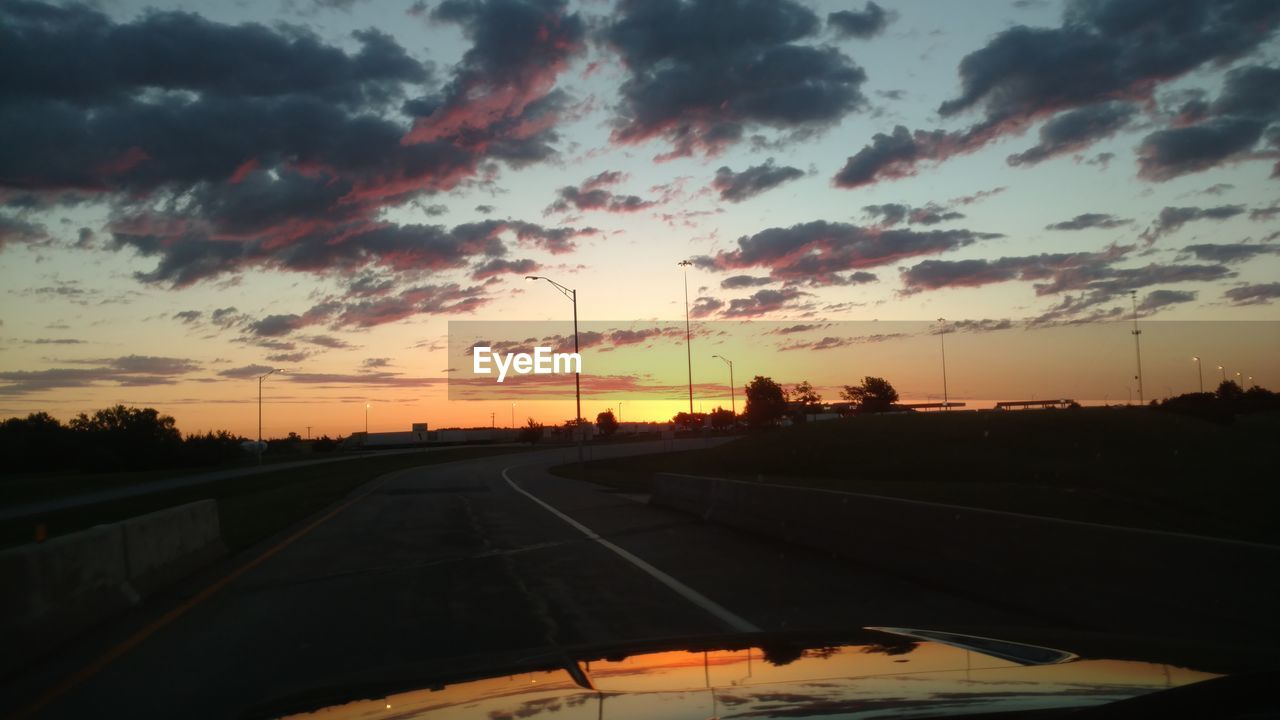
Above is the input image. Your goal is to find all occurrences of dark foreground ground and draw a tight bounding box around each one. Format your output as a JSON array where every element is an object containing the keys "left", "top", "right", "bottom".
[
  {"left": 2, "top": 434, "right": 1275, "bottom": 719},
  {"left": 555, "top": 407, "right": 1280, "bottom": 544}
]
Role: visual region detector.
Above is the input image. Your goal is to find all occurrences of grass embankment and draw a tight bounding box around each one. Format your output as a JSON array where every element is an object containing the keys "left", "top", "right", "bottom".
[
  {"left": 1, "top": 446, "right": 534, "bottom": 551},
  {"left": 552, "top": 408, "right": 1280, "bottom": 544}
]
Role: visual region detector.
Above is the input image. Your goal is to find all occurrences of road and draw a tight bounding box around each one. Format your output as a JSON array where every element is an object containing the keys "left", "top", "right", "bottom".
[{"left": 2, "top": 439, "right": 1050, "bottom": 719}]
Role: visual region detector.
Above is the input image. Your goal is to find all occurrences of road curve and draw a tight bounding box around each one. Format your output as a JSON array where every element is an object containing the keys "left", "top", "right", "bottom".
[{"left": 3, "top": 439, "right": 1043, "bottom": 719}]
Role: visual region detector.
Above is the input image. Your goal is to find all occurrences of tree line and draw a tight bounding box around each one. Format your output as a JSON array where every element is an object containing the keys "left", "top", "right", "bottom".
[{"left": 0, "top": 405, "right": 339, "bottom": 475}]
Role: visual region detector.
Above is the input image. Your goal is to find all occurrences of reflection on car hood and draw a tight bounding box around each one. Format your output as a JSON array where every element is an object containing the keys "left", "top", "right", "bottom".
[{"left": 273, "top": 628, "right": 1219, "bottom": 719}]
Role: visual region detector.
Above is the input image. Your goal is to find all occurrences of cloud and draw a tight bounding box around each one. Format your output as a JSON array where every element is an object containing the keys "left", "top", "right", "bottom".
[
  {"left": 1006, "top": 101, "right": 1138, "bottom": 166},
  {"left": 834, "top": 1, "right": 1280, "bottom": 187},
  {"left": 1045, "top": 213, "right": 1131, "bottom": 231},
  {"left": 546, "top": 171, "right": 656, "bottom": 213},
  {"left": 1181, "top": 243, "right": 1280, "bottom": 264},
  {"left": 689, "top": 296, "right": 724, "bottom": 319},
  {"left": 405, "top": 0, "right": 586, "bottom": 160},
  {"left": 605, "top": 0, "right": 867, "bottom": 158},
  {"left": 0, "top": 215, "right": 50, "bottom": 250},
  {"left": 1139, "top": 205, "right": 1246, "bottom": 244},
  {"left": 1224, "top": 282, "right": 1280, "bottom": 306},
  {"left": 777, "top": 332, "right": 905, "bottom": 351},
  {"left": 471, "top": 256, "right": 539, "bottom": 279},
  {"left": 713, "top": 160, "right": 804, "bottom": 202},
  {"left": 696, "top": 221, "right": 1000, "bottom": 284},
  {"left": 721, "top": 275, "right": 776, "bottom": 289},
  {"left": 1136, "top": 289, "right": 1196, "bottom": 313},
  {"left": 902, "top": 247, "right": 1233, "bottom": 322},
  {"left": 721, "top": 287, "right": 809, "bottom": 318},
  {"left": 827, "top": 2, "right": 893, "bottom": 39},
  {"left": 362, "top": 357, "right": 392, "bottom": 368},
  {"left": 0, "top": 354, "right": 201, "bottom": 394},
  {"left": 218, "top": 363, "right": 279, "bottom": 379},
  {"left": 172, "top": 310, "right": 203, "bottom": 323},
  {"left": 0, "top": 0, "right": 590, "bottom": 324},
  {"left": 863, "top": 199, "right": 975, "bottom": 227},
  {"left": 1138, "top": 65, "right": 1280, "bottom": 180}
]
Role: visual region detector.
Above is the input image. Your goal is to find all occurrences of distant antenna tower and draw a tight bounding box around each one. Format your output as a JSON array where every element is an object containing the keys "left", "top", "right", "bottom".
[{"left": 1130, "top": 291, "right": 1144, "bottom": 405}]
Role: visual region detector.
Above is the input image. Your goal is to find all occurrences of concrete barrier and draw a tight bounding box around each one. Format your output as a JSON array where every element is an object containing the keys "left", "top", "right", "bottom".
[
  {"left": 651, "top": 473, "right": 1280, "bottom": 636},
  {"left": 0, "top": 500, "right": 225, "bottom": 674}
]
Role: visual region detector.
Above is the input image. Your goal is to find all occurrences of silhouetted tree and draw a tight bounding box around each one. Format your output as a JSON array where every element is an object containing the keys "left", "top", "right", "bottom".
[
  {"left": 0, "top": 412, "right": 70, "bottom": 473},
  {"left": 596, "top": 409, "right": 618, "bottom": 436},
  {"left": 518, "top": 417, "right": 544, "bottom": 445},
  {"left": 672, "top": 411, "right": 707, "bottom": 430},
  {"left": 744, "top": 376, "right": 787, "bottom": 427},
  {"left": 792, "top": 380, "right": 822, "bottom": 406},
  {"left": 1216, "top": 379, "right": 1244, "bottom": 401},
  {"left": 840, "top": 377, "right": 899, "bottom": 413},
  {"left": 69, "top": 405, "right": 182, "bottom": 471},
  {"left": 708, "top": 406, "right": 735, "bottom": 429}
]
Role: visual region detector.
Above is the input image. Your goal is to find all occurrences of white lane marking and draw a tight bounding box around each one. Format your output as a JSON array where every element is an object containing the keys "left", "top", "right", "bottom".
[{"left": 501, "top": 466, "right": 760, "bottom": 633}]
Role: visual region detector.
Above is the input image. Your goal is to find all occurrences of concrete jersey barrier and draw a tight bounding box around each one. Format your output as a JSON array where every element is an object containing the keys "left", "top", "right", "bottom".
[{"left": 0, "top": 499, "right": 225, "bottom": 674}]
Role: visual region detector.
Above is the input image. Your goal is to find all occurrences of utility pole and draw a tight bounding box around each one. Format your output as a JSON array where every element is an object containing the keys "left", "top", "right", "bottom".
[
  {"left": 1130, "top": 291, "right": 1143, "bottom": 405},
  {"left": 938, "top": 318, "right": 949, "bottom": 410},
  {"left": 306, "top": 425, "right": 311, "bottom": 440}
]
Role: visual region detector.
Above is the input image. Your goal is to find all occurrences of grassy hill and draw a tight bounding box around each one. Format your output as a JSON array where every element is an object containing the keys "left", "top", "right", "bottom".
[{"left": 555, "top": 407, "right": 1280, "bottom": 544}]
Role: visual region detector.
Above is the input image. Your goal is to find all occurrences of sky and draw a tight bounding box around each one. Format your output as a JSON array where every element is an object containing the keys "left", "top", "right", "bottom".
[{"left": 1, "top": 0, "right": 1278, "bottom": 437}]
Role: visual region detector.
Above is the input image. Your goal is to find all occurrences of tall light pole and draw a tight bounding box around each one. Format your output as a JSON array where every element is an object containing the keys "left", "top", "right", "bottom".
[
  {"left": 526, "top": 275, "right": 581, "bottom": 425},
  {"left": 1235, "top": 371, "right": 1243, "bottom": 388},
  {"left": 1217, "top": 365, "right": 1226, "bottom": 384},
  {"left": 678, "top": 260, "right": 695, "bottom": 416},
  {"left": 257, "top": 368, "right": 284, "bottom": 464},
  {"left": 712, "top": 354, "right": 735, "bottom": 418},
  {"left": 510, "top": 402, "right": 515, "bottom": 429},
  {"left": 1192, "top": 356, "right": 1203, "bottom": 394},
  {"left": 1129, "top": 291, "right": 1144, "bottom": 405},
  {"left": 527, "top": 275, "right": 584, "bottom": 468},
  {"left": 365, "top": 402, "right": 369, "bottom": 435},
  {"left": 618, "top": 401, "right": 623, "bottom": 423},
  {"left": 937, "top": 318, "right": 949, "bottom": 410}
]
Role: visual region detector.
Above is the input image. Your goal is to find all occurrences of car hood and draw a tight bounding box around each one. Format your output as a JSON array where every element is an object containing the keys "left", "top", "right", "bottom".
[{"left": 258, "top": 627, "right": 1228, "bottom": 719}]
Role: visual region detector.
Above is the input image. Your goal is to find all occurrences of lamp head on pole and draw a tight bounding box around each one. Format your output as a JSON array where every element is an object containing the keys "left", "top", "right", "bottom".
[{"left": 677, "top": 260, "right": 693, "bottom": 268}]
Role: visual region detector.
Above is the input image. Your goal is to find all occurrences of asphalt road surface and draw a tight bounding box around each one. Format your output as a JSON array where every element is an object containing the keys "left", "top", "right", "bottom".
[{"left": 3, "top": 439, "right": 1052, "bottom": 719}]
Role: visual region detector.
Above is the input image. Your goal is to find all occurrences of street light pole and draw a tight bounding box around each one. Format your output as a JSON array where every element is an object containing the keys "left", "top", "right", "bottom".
[
  {"left": 527, "top": 275, "right": 584, "bottom": 468},
  {"left": 712, "top": 354, "right": 735, "bottom": 418},
  {"left": 526, "top": 275, "right": 581, "bottom": 425},
  {"left": 1130, "top": 291, "right": 1144, "bottom": 405},
  {"left": 679, "top": 260, "right": 695, "bottom": 416},
  {"left": 1218, "top": 365, "right": 1226, "bottom": 384},
  {"left": 257, "top": 368, "right": 283, "bottom": 464},
  {"left": 938, "top": 318, "right": 949, "bottom": 410},
  {"left": 1193, "top": 356, "right": 1203, "bottom": 394}
]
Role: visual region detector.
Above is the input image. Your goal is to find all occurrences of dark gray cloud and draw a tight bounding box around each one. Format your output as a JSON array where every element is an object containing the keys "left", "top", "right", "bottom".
[
  {"left": 471, "top": 257, "right": 539, "bottom": 279},
  {"left": 1045, "top": 213, "right": 1131, "bottom": 231},
  {"left": 1138, "top": 65, "right": 1280, "bottom": 180},
  {"left": 546, "top": 171, "right": 656, "bottom": 214},
  {"left": 0, "top": 0, "right": 588, "bottom": 327},
  {"left": 721, "top": 287, "right": 809, "bottom": 318},
  {"left": 689, "top": 296, "right": 724, "bottom": 319},
  {"left": 828, "top": 2, "right": 893, "bottom": 39},
  {"left": 1007, "top": 101, "right": 1137, "bottom": 166},
  {"left": 1224, "top": 282, "right": 1280, "bottom": 306},
  {"left": 605, "top": 0, "right": 867, "bottom": 157},
  {"left": 172, "top": 310, "right": 203, "bottom": 323},
  {"left": 1181, "top": 243, "right": 1280, "bottom": 264},
  {"left": 1139, "top": 205, "right": 1246, "bottom": 244},
  {"left": 1136, "top": 289, "right": 1196, "bottom": 313},
  {"left": 835, "top": 0, "right": 1280, "bottom": 187},
  {"left": 0, "top": 354, "right": 201, "bottom": 394},
  {"left": 901, "top": 246, "right": 1231, "bottom": 321},
  {"left": 721, "top": 275, "right": 776, "bottom": 289},
  {"left": 695, "top": 221, "right": 999, "bottom": 283},
  {"left": 713, "top": 160, "right": 804, "bottom": 202},
  {"left": 861, "top": 203, "right": 909, "bottom": 227}
]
